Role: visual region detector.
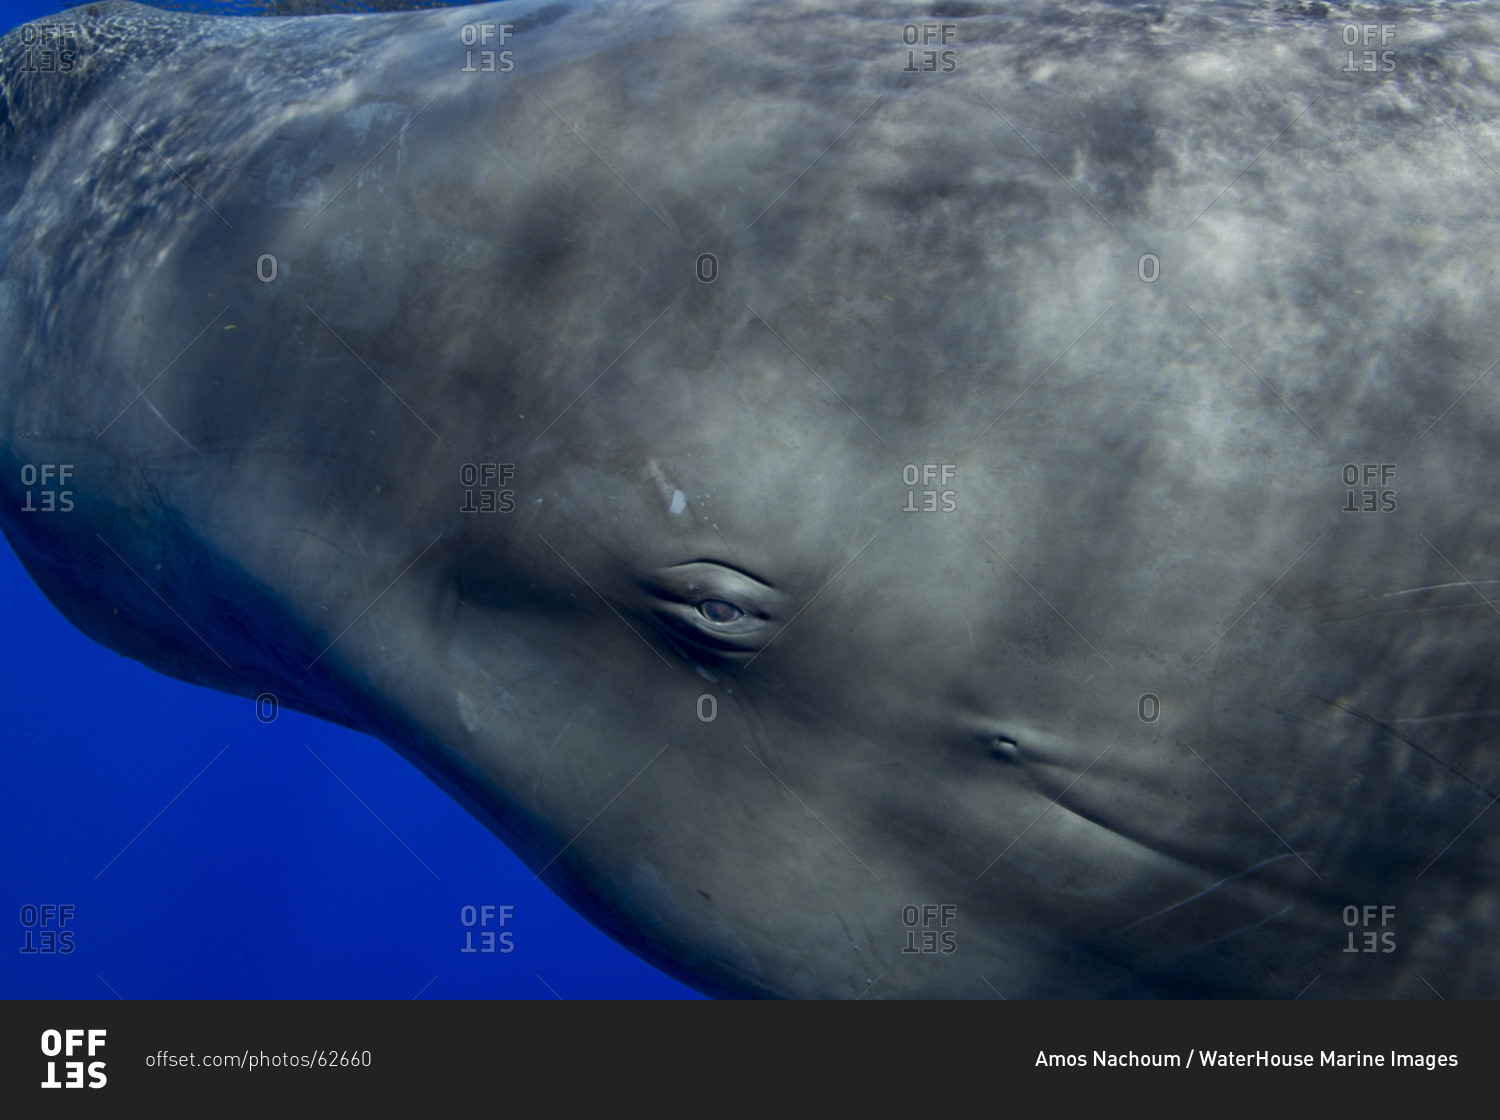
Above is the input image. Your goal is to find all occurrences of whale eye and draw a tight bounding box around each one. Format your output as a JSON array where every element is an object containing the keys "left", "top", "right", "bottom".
[
  {"left": 697, "top": 599, "right": 744, "bottom": 624},
  {"left": 640, "top": 561, "right": 781, "bottom": 662}
]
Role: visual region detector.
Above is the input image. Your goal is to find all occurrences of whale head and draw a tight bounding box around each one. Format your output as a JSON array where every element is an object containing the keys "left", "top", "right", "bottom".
[{"left": 3, "top": 0, "right": 1498, "bottom": 997}]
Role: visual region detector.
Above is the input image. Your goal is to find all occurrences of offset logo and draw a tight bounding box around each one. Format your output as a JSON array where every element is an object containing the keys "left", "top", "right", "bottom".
[
  {"left": 459, "top": 463, "right": 516, "bottom": 513},
  {"left": 900, "top": 23, "right": 957, "bottom": 73},
  {"left": 1342, "top": 463, "right": 1396, "bottom": 513},
  {"left": 902, "top": 464, "right": 957, "bottom": 513},
  {"left": 1343, "top": 904, "right": 1396, "bottom": 953},
  {"left": 40, "top": 1029, "right": 106, "bottom": 1089},
  {"left": 459, "top": 904, "right": 515, "bottom": 954},
  {"left": 18, "top": 464, "right": 74, "bottom": 512},
  {"left": 900, "top": 903, "right": 957, "bottom": 953},
  {"left": 19, "top": 904, "right": 76, "bottom": 954},
  {"left": 17, "top": 23, "right": 78, "bottom": 73},
  {"left": 1342, "top": 23, "right": 1396, "bottom": 73},
  {"left": 459, "top": 22, "right": 514, "bottom": 73}
]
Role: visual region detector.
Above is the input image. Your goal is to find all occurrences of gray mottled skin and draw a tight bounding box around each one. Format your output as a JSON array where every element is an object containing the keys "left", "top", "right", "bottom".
[{"left": 3, "top": 0, "right": 1499, "bottom": 997}]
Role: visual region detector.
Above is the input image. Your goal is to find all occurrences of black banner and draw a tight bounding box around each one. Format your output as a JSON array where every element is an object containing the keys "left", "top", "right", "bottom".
[{"left": 0, "top": 999, "right": 1484, "bottom": 1106}]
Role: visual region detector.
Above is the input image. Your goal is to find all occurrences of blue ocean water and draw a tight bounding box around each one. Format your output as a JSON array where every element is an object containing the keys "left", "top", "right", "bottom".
[{"left": 0, "top": 0, "right": 699, "bottom": 999}]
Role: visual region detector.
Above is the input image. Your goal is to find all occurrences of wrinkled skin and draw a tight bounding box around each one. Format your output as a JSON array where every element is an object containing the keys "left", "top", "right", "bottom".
[{"left": 2, "top": 0, "right": 1499, "bottom": 997}]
